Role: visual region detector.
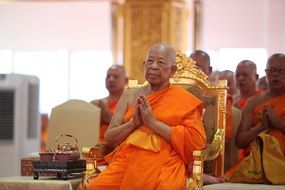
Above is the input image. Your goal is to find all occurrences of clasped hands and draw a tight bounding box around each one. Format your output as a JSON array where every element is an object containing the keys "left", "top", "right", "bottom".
[
  {"left": 131, "top": 94, "right": 158, "bottom": 130},
  {"left": 261, "top": 105, "right": 285, "bottom": 132}
]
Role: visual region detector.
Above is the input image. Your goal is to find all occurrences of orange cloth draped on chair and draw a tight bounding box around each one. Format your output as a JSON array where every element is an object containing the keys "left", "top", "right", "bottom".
[
  {"left": 226, "top": 94, "right": 285, "bottom": 184},
  {"left": 99, "top": 100, "right": 118, "bottom": 143},
  {"left": 87, "top": 85, "right": 206, "bottom": 190}
]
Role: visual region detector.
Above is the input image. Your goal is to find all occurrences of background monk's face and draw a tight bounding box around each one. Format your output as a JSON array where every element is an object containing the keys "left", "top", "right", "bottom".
[
  {"left": 265, "top": 55, "right": 285, "bottom": 92},
  {"left": 235, "top": 63, "right": 257, "bottom": 94},
  {"left": 144, "top": 46, "right": 176, "bottom": 88},
  {"left": 105, "top": 66, "right": 127, "bottom": 94}
]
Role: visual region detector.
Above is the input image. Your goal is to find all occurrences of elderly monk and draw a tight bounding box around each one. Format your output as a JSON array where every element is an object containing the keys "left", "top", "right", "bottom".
[
  {"left": 87, "top": 43, "right": 206, "bottom": 190},
  {"left": 91, "top": 64, "right": 128, "bottom": 143},
  {"left": 234, "top": 60, "right": 260, "bottom": 110},
  {"left": 226, "top": 53, "right": 285, "bottom": 184}
]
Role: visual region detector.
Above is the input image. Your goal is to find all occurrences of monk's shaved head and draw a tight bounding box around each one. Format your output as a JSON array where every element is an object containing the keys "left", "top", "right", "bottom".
[
  {"left": 267, "top": 53, "right": 285, "bottom": 68},
  {"left": 108, "top": 64, "right": 126, "bottom": 76},
  {"left": 237, "top": 60, "right": 257, "bottom": 75},
  {"left": 190, "top": 50, "right": 212, "bottom": 76},
  {"left": 147, "top": 43, "right": 176, "bottom": 65}
]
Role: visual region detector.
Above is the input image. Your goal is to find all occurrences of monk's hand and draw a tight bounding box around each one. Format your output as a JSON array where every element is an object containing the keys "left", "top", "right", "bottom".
[
  {"left": 264, "top": 105, "right": 285, "bottom": 132},
  {"left": 138, "top": 94, "right": 157, "bottom": 128},
  {"left": 130, "top": 97, "right": 142, "bottom": 129},
  {"left": 261, "top": 106, "right": 270, "bottom": 130}
]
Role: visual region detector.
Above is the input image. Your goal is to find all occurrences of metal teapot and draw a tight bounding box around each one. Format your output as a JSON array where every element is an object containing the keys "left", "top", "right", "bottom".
[{"left": 55, "top": 134, "right": 78, "bottom": 152}]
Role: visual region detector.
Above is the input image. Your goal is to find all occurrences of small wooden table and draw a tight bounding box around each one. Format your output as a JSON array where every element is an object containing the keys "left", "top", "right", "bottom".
[{"left": 33, "top": 159, "right": 86, "bottom": 180}]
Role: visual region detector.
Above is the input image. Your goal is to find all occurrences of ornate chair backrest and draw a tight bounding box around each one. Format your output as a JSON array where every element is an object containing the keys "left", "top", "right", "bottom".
[{"left": 171, "top": 52, "right": 227, "bottom": 184}]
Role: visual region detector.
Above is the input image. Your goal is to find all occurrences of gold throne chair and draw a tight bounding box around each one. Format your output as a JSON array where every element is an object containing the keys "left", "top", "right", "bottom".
[
  {"left": 81, "top": 52, "right": 227, "bottom": 190},
  {"left": 171, "top": 52, "right": 227, "bottom": 190}
]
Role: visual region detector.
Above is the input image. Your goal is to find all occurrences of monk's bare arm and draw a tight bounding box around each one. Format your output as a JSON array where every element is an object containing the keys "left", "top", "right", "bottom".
[
  {"left": 104, "top": 90, "right": 138, "bottom": 146},
  {"left": 91, "top": 98, "right": 112, "bottom": 124},
  {"left": 235, "top": 97, "right": 266, "bottom": 148},
  {"left": 149, "top": 121, "right": 171, "bottom": 143}
]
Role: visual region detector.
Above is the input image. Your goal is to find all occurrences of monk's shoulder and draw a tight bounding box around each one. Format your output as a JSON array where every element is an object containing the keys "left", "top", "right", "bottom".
[
  {"left": 246, "top": 92, "right": 267, "bottom": 110},
  {"left": 90, "top": 98, "right": 103, "bottom": 106}
]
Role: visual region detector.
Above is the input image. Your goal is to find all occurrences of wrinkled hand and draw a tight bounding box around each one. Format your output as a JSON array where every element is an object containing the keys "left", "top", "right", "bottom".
[
  {"left": 263, "top": 105, "right": 284, "bottom": 130},
  {"left": 130, "top": 100, "right": 142, "bottom": 129},
  {"left": 137, "top": 94, "right": 157, "bottom": 128}
]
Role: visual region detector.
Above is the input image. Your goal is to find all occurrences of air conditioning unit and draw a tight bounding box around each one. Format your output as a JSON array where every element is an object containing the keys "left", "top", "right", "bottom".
[{"left": 0, "top": 73, "right": 40, "bottom": 177}]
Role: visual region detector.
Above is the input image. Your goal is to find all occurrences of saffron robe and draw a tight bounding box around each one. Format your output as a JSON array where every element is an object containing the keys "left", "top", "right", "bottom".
[
  {"left": 99, "top": 100, "right": 118, "bottom": 143},
  {"left": 226, "top": 93, "right": 285, "bottom": 184},
  {"left": 87, "top": 85, "right": 206, "bottom": 190},
  {"left": 234, "top": 90, "right": 262, "bottom": 110}
]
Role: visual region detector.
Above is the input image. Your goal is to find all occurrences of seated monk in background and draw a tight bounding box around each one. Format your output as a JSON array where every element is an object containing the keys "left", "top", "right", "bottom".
[
  {"left": 91, "top": 64, "right": 128, "bottom": 143},
  {"left": 226, "top": 53, "right": 285, "bottom": 184},
  {"left": 87, "top": 43, "right": 206, "bottom": 190}
]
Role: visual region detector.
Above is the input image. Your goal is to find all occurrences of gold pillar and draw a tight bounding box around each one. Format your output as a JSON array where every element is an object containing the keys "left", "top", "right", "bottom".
[{"left": 112, "top": 0, "right": 189, "bottom": 83}]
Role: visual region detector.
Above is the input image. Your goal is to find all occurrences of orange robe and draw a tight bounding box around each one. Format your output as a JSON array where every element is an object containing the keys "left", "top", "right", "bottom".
[
  {"left": 251, "top": 93, "right": 285, "bottom": 155},
  {"left": 224, "top": 95, "right": 235, "bottom": 172},
  {"left": 87, "top": 85, "right": 206, "bottom": 190},
  {"left": 99, "top": 100, "right": 118, "bottom": 143},
  {"left": 226, "top": 93, "right": 285, "bottom": 184},
  {"left": 234, "top": 90, "right": 262, "bottom": 110}
]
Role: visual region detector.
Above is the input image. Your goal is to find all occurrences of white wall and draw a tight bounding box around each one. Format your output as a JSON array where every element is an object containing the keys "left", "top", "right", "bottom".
[
  {"left": 0, "top": 0, "right": 284, "bottom": 113},
  {"left": 0, "top": 1, "right": 111, "bottom": 50},
  {"left": 200, "top": 0, "right": 285, "bottom": 54},
  {"left": 1, "top": 0, "right": 284, "bottom": 56}
]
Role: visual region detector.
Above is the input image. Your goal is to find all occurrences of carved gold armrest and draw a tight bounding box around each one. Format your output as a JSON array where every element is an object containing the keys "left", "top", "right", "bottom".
[
  {"left": 94, "top": 142, "right": 115, "bottom": 158},
  {"left": 191, "top": 128, "right": 224, "bottom": 190},
  {"left": 78, "top": 143, "right": 115, "bottom": 190}
]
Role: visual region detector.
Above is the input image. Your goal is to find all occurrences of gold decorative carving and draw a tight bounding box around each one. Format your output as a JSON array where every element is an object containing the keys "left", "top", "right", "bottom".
[{"left": 172, "top": 52, "right": 227, "bottom": 186}]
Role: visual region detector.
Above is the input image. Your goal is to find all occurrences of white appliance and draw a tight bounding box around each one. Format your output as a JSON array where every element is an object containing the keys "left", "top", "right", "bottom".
[{"left": 0, "top": 73, "right": 40, "bottom": 177}]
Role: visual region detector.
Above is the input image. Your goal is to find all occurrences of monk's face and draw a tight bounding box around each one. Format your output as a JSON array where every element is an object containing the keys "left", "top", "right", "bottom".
[
  {"left": 265, "top": 54, "right": 285, "bottom": 93},
  {"left": 105, "top": 66, "right": 127, "bottom": 94},
  {"left": 144, "top": 46, "right": 176, "bottom": 89},
  {"left": 235, "top": 62, "right": 258, "bottom": 95}
]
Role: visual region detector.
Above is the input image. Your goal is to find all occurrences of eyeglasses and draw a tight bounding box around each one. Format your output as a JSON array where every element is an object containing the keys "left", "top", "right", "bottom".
[{"left": 265, "top": 67, "right": 285, "bottom": 75}]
